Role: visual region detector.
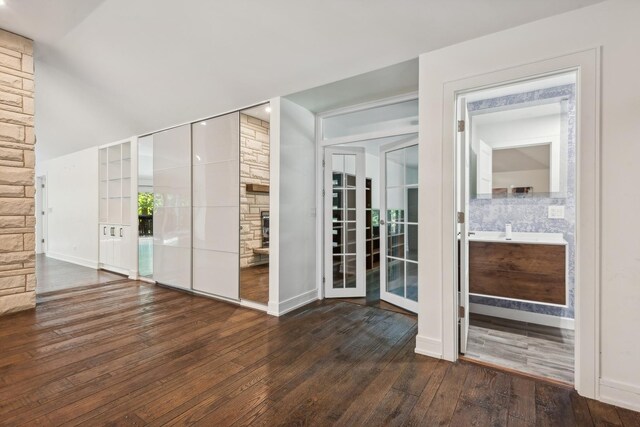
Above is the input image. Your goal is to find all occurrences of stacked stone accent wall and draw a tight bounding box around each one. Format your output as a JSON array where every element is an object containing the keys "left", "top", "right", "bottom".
[
  {"left": 0, "top": 29, "right": 36, "bottom": 315},
  {"left": 240, "top": 114, "right": 269, "bottom": 268}
]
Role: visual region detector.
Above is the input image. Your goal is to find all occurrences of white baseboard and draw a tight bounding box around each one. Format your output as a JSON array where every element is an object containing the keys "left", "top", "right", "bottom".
[
  {"left": 415, "top": 335, "right": 443, "bottom": 359},
  {"left": 599, "top": 378, "right": 640, "bottom": 412},
  {"left": 470, "top": 303, "right": 575, "bottom": 330},
  {"left": 46, "top": 252, "right": 98, "bottom": 269},
  {"left": 267, "top": 289, "right": 317, "bottom": 317},
  {"left": 239, "top": 299, "right": 268, "bottom": 313}
]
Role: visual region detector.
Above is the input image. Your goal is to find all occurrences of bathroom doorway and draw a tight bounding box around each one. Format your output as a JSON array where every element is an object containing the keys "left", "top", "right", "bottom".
[
  {"left": 457, "top": 72, "right": 577, "bottom": 384},
  {"left": 239, "top": 103, "right": 270, "bottom": 306}
]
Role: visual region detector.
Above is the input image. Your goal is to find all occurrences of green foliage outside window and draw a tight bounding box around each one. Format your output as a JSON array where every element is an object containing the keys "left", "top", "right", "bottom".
[{"left": 138, "top": 192, "right": 154, "bottom": 216}]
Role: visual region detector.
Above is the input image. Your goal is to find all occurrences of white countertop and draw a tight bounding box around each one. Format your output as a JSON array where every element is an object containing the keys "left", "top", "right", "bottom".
[{"left": 468, "top": 231, "right": 567, "bottom": 245}]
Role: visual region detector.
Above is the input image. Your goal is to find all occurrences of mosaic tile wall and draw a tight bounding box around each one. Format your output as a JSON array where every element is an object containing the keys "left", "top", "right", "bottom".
[{"left": 468, "top": 84, "right": 576, "bottom": 318}]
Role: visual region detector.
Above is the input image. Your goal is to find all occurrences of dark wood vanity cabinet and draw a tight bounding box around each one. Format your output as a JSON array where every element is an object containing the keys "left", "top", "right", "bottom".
[{"left": 469, "top": 241, "right": 566, "bottom": 305}]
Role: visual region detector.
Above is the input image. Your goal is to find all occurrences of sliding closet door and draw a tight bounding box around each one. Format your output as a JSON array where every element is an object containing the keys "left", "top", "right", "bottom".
[
  {"left": 153, "top": 125, "right": 192, "bottom": 289},
  {"left": 192, "top": 113, "right": 240, "bottom": 299}
]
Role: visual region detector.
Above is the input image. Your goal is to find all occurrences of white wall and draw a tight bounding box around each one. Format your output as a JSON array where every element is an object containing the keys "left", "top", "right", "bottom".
[
  {"left": 36, "top": 147, "right": 99, "bottom": 268},
  {"left": 269, "top": 97, "right": 317, "bottom": 315},
  {"left": 418, "top": 0, "right": 640, "bottom": 411}
]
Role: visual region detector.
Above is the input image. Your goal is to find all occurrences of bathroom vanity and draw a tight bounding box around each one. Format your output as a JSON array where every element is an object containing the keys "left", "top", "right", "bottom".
[{"left": 468, "top": 231, "right": 567, "bottom": 305}]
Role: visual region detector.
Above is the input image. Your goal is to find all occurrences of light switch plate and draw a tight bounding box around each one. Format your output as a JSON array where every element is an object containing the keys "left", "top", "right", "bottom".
[{"left": 548, "top": 205, "right": 565, "bottom": 219}]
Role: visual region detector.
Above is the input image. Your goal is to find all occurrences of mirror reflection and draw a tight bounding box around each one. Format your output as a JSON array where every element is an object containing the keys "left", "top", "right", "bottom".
[
  {"left": 239, "top": 103, "right": 270, "bottom": 305},
  {"left": 470, "top": 100, "right": 569, "bottom": 198}
]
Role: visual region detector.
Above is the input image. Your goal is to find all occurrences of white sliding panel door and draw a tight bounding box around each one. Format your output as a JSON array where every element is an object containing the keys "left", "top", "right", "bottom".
[
  {"left": 192, "top": 113, "right": 240, "bottom": 300},
  {"left": 153, "top": 125, "right": 192, "bottom": 290}
]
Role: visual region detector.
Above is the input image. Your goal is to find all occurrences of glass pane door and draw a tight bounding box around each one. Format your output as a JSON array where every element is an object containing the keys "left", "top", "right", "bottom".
[
  {"left": 380, "top": 141, "right": 419, "bottom": 313},
  {"left": 324, "top": 147, "right": 366, "bottom": 298}
]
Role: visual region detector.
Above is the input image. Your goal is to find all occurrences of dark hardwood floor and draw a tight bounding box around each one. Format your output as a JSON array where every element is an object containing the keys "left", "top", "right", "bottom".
[
  {"left": 0, "top": 280, "right": 638, "bottom": 426},
  {"left": 239, "top": 264, "right": 269, "bottom": 305},
  {"left": 342, "top": 267, "right": 415, "bottom": 316}
]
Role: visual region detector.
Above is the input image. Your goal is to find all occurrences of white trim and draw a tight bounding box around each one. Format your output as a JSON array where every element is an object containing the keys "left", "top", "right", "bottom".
[
  {"left": 129, "top": 136, "right": 139, "bottom": 281},
  {"left": 599, "top": 379, "right": 640, "bottom": 412},
  {"left": 320, "top": 126, "right": 419, "bottom": 147},
  {"left": 268, "top": 97, "right": 281, "bottom": 316},
  {"left": 239, "top": 299, "right": 268, "bottom": 313},
  {"left": 415, "top": 335, "right": 443, "bottom": 359},
  {"left": 192, "top": 289, "right": 239, "bottom": 305},
  {"left": 379, "top": 136, "right": 420, "bottom": 314},
  {"left": 267, "top": 289, "right": 318, "bottom": 317},
  {"left": 47, "top": 252, "right": 99, "bottom": 269},
  {"left": 315, "top": 113, "right": 324, "bottom": 301},
  {"left": 99, "top": 264, "right": 130, "bottom": 276},
  {"left": 316, "top": 94, "right": 420, "bottom": 307},
  {"left": 318, "top": 92, "right": 418, "bottom": 119},
  {"left": 323, "top": 146, "right": 366, "bottom": 298},
  {"left": 419, "top": 47, "right": 601, "bottom": 400},
  {"left": 470, "top": 303, "right": 575, "bottom": 330}
]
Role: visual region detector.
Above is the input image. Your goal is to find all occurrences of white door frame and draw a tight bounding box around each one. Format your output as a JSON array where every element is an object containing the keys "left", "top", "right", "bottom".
[
  {"left": 314, "top": 93, "right": 419, "bottom": 301},
  {"left": 379, "top": 136, "right": 419, "bottom": 313},
  {"left": 36, "top": 175, "right": 47, "bottom": 254},
  {"left": 323, "top": 146, "right": 366, "bottom": 298},
  {"left": 456, "top": 98, "right": 470, "bottom": 353},
  {"left": 437, "top": 49, "right": 600, "bottom": 398}
]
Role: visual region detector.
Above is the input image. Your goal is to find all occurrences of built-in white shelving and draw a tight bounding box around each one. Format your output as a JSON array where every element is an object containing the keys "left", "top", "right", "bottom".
[{"left": 99, "top": 140, "right": 133, "bottom": 275}]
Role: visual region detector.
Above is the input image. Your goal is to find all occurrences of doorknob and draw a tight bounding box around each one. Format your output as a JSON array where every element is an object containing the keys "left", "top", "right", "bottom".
[
  {"left": 120, "top": 228, "right": 123, "bottom": 238},
  {"left": 380, "top": 219, "right": 386, "bottom": 225}
]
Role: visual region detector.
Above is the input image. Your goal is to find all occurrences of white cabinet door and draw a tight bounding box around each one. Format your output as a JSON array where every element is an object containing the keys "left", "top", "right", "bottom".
[
  {"left": 113, "top": 226, "right": 122, "bottom": 269},
  {"left": 99, "top": 224, "right": 108, "bottom": 264},
  {"left": 119, "top": 226, "right": 130, "bottom": 271},
  {"left": 106, "top": 225, "right": 115, "bottom": 266},
  {"left": 191, "top": 112, "right": 239, "bottom": 300}
]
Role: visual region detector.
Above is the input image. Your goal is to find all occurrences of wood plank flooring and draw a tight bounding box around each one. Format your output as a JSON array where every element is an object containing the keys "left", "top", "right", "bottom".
[
  {"left": 36, "top": 254, "right": 124, "bottom": 293},
  {"left": 342, "top": 267, "right": 415, "bottom": 316},
  {"left": 0, "top": 280, "right": 637, "bottom": 426},
  {"left": 239, "top": 264, "right": 269, "bottom": 305},
  {"left": 466, "top": 313, "right": 575, "bottom": 384}
]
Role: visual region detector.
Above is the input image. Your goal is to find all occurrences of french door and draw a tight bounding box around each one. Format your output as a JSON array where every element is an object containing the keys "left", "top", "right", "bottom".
[
  {"left": 379, "top": 137, "right": 419, "bottom": 313},
  {"left": 323, "top": 147, "right": 366, "bottom": 298}
]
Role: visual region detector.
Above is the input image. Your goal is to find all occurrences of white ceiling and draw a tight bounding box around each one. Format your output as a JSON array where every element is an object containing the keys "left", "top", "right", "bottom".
[{"left": 0, "top": 0, "right": 604, "bottom": 162}]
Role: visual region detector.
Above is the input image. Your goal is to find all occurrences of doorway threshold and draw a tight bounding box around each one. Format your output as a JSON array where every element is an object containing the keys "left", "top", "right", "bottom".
[{"left": 458, "top": 355, "right": 573, "bottom": 389}]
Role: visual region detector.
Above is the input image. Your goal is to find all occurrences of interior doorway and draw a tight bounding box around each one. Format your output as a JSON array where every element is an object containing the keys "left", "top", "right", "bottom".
[
  {"left": 322, "top": 128, "right": 419, "bottom": 314},
  {"left": 456, "top": 72, "right": 577, "bottom": 384}
]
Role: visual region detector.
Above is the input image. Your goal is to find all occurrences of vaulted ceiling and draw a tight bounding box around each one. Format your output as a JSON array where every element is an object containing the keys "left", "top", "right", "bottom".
[{"left": 0, "top": 0, "right": 604, "bottom": 161}]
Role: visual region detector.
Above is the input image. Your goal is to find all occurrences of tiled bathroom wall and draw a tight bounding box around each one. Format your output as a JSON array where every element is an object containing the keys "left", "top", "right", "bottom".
[{"left": 468, "top": 84, "right": 576, "bottom": 318}]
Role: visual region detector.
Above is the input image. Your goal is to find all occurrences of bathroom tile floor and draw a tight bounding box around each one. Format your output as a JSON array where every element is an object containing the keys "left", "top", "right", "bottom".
[{"left": 466, "top": 313, "right": 574, "bottom": 384}]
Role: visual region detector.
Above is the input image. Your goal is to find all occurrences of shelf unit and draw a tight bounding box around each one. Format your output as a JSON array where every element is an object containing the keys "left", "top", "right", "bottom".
[
  {"left": 99, "top": 141, "right": 131, "bottom": 225},
  {"left": 99, "top": 140, "right": 132, "bottom": 275},
  {"left": 365, "top": 178, "right": 381, "bottom": 270},
  {"left": 331, "top": 172, "right": 380, "bottom": 275}
]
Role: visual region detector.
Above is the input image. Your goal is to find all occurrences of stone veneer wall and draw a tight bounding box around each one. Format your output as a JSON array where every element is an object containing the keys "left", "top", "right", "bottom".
[
  {"left": 240, "top": 114, "right": 270, "bottom": 268},
  {"left": 0, "top": 29, "right": 36, "bottom": 315}
]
